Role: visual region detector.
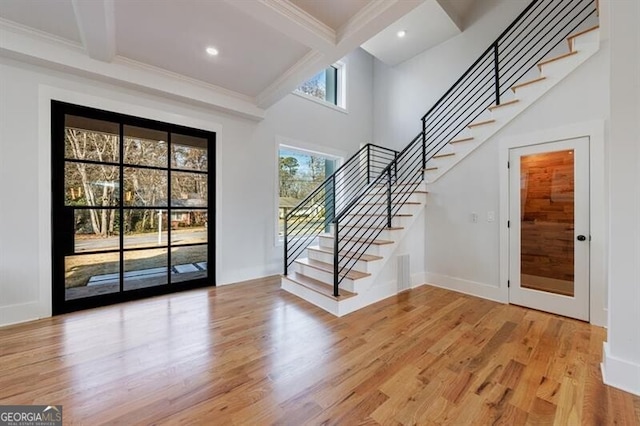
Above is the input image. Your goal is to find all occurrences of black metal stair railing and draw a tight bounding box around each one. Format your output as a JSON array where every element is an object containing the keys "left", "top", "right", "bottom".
[
  {"left": 329, "top": 0, "right": 598, "bottom": 296},
  {"left": 284, "top": 144, "right": 398, "bottom": 274}
]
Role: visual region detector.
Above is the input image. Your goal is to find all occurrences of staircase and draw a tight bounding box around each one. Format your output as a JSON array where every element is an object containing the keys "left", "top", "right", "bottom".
[{"left": 282, "top": 0, "right": 600, "bottom": 316}]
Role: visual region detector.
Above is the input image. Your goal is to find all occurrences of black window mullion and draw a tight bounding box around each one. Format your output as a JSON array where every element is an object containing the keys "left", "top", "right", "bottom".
[
  {"left": 167, "top": 132, "right": 172, "bottom": 285},
  {"left": 119, "top": 123, "right": 124, "bottom": 294}
]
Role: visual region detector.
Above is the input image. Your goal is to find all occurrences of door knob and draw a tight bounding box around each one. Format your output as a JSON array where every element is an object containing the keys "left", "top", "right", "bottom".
[{"left": 577, "top": 235, "right": 586, "bottom": 241}]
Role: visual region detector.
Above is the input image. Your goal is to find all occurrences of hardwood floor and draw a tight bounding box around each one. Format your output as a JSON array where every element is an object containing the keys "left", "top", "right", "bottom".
[{"left": 1, "top": 277, "right": 638, "bottom": 425}]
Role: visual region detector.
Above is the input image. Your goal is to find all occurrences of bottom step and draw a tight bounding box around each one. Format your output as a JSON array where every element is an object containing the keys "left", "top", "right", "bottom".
[{"left": 283, "top": 272, "right": 356, "bottom": 300}]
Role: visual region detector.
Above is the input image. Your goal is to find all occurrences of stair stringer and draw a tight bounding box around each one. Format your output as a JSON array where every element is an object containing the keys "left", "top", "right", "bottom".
[
  {"left": 281, "top": 189, "right": 427, "bottom": 316},
  {"left": 424, "top": 27, "right": 600, "bottom": 183}
]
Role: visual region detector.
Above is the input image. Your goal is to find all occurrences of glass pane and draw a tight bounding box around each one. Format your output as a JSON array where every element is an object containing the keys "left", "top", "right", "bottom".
[
  {"left": 278, "top": 149, "right": 335, "bottom": 237},
  {"left": 65, "top": 252, "right": 120, "bottom": 301},
  {"left": 74, "top": 209, "right": 120, "bottom": 252},
  {"left": 123, "top": 167, "right": 168, "bottom": 207},
  {"left": 171, "top": 245, "right": 207, "bottom": 283},
  {"left": 171, "top": 210, "right": 208, "bottom": 245},
  {"left": 123, "top": 209, "right": 168, "bottom": 249},
  {"left": 123, "top": 126, "right": 168, "bottom": 167},
  {"left": 296, "top": 69, "right": 326, "bottom": 101},
  {"left": 520, "top": 150, "right": 575, "bottom": 296},
  {"left": 171, "top": 134, "right": 208, "bottom": 171},
  {"left": 65, "top": 115, "right": 119, "bottom": 163},
  {"left": 171, "top": 172, "right": 207, "bottom": 207},
  {"left": 123, "top": 248, "right": 168, "bottom": 291},
  {"left": 65, "top": 162, "right": 119, "bottom": 206}
]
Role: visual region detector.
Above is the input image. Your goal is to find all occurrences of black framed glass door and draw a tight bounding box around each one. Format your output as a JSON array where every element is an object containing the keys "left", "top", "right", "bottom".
[{"left": 51, "top": 101, "right": 214, "bottom": 314}]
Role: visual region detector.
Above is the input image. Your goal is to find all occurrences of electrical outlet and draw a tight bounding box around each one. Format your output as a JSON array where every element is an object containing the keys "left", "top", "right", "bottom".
[
  {"left": 487, "top": 211, "right": 495, "bottom": 222},
  {"left": 471, "top": 212, "right": 478, "bottom": 223}
]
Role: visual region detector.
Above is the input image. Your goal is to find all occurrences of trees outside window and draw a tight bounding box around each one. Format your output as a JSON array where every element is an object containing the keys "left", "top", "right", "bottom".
[{"left": 278, "top": 147, "right": 338, "bottom": 237}]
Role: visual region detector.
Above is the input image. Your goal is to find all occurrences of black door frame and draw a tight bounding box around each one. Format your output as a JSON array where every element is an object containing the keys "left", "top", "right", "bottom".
[{"left": 51, "top": 101, "right": 215, "bottom": 314}]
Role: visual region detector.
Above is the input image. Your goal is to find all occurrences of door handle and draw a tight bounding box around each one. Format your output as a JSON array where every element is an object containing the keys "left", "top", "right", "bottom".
[{"left": 577, "top": 235, "right": 587, "bottom": 241}]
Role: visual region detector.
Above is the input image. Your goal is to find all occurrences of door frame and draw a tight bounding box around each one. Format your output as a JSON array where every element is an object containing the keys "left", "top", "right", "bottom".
[
  {"left": 508, "top": 139, "right": 590, "bottom": 321},
  {"left": 498, "top": 120, "right": 607, "bottom": 326}
]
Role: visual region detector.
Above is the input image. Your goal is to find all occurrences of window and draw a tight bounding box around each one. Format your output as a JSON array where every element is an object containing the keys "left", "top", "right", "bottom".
[
  {"left": 51, "top": 101, "right": 214, "bottom": 314},
  {"left": 278, "top": 146, "right": 340, "bottom": 239},
  {"left": 294, "top": 62, "right": 345, "bottom": 109}
]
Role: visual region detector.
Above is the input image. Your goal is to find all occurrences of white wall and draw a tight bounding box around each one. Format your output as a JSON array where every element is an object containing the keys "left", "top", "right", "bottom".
[
  {"left": 0, "top": 48, "right": 374, "bottom": 326},
  {"left": 603, "top": 0, "right": 640, "bottom": 396}
]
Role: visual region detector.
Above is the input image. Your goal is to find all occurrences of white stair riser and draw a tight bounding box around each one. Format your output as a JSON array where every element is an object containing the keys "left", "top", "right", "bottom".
[
  {"left": 307, "top": 249, "right": 373, "bottom": 273},
  {"left": 318, "top": 236, "right": 387, "bottom": 256},
  {"left": 572, "top": 30, "right": 598, "bottom": 50},
  {"left": 340, "top": 214, "right": 413, "bottom": 228},
  {"left": 292, "top": 261, "right": 358, "bottom": 292},
  {"left": 328, "top": 225, "right": 405, "bottom": 241},
  {"left": 281, "top": 277, "right": 339, "bottom": 315}
]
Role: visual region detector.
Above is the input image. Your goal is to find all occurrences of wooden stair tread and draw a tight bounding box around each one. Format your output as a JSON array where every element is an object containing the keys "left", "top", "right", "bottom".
[
  {"left": 537, "top": 50, "right": 578, "bottom": 69},
  {"left": 319, "top": 234, "right": 395, "bottom": 246},
  {"left": 511, "top": 76, "right": 546, "bottom": 92},
  {"left": 339, "top": 225, "right": 404, "bottom": 232},
  {"left": 488, "top": 99, "right": 520, "bottom": 111},
  {"left": 294, "top": 258, "right": 371, "bottom": 280},
  {"left": 449, "top": 136, "right": 474, "bottom": 144},
  {"left": 433, "top": 152, "right": 455, "bottom": 159},
  {"left": 307, "top": 245, "right": 383, "bottom": 262},
  {"left": 567, "top": 25, "right": 600, "bottom": 42},
  {"left": 358, "top": 202, "right": 420, "bottom": 206},
  {"left": 284, "top": 272, "right": 357, "bottom": 300},
  {"left": 347, "top": 213, "right": 412, "bottom": 217},
  {"left": 468, "top": 119, "right": 496, "bottom": 128}
]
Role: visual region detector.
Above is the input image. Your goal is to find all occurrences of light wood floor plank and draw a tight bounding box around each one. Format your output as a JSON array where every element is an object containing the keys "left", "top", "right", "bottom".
[{"left": 0, "top": 276, "right": 638, "bottom": 425}]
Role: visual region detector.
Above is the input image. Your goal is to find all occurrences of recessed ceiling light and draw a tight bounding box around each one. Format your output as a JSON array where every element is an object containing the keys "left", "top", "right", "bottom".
[
  {"left": 397, "top": 30, "right": 407, "bottom": 38},
  {"left": 206, "top": 47, "right": 219, "bottom": 56}
]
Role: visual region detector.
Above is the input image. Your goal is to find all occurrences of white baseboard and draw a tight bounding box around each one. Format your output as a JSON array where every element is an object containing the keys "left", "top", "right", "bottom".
[
  {"left": 424, "top": 272, "right": 506, "bottom": 303},
  {"left": 0, "top": 301, "right": 48, "bottom": 327},
  {"left": 602, "top": 343, "right": 640, "bottom": 396}
]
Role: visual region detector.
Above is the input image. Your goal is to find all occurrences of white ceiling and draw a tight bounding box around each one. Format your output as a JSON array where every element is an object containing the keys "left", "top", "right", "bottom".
[{"left": 0, "top": 0, "right": 476, "bottom": 120}]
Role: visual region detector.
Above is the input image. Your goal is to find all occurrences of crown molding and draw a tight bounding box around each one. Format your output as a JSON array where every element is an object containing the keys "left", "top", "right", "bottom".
[
  {"left": 223, "top": 0, "right": 335, "bottom": 53},
  {"left": 263, "top": 0, "right": 335, "bottom": 45},
  {"left": 0, "top": 17, "right": 83, "bottom": 50}
]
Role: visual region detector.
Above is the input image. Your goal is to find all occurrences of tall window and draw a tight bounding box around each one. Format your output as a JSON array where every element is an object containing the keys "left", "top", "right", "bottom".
[
  {"left": 52, "top": 101, "right": 214, "bottom": 313},
  {"left": 278, "top": 146, "right": 339, "bottom": 238},
  {"left": 294, "top": 62, "right": 345, "bottom": 108}
]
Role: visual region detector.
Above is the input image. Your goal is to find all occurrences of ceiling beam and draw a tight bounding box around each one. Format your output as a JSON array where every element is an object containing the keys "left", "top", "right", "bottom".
[
  {"left": 71, "top": 0, "right": 116, "bottom": 62},
  {"left": 223, "top": 0, "right": 336, "bottom": 53},
  {"left": 434, "top": 0, "right": 464, "bottom": 31}
]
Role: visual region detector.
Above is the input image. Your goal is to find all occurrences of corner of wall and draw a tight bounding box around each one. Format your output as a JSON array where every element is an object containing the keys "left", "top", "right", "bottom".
[{"left": 602, "top": 343, "right": 640, "bottom": 396}]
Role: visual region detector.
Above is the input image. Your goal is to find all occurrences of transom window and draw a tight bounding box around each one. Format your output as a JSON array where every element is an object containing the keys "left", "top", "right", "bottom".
[{"left": 294, "top": 62, "right": 345, "bottom": 109}]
